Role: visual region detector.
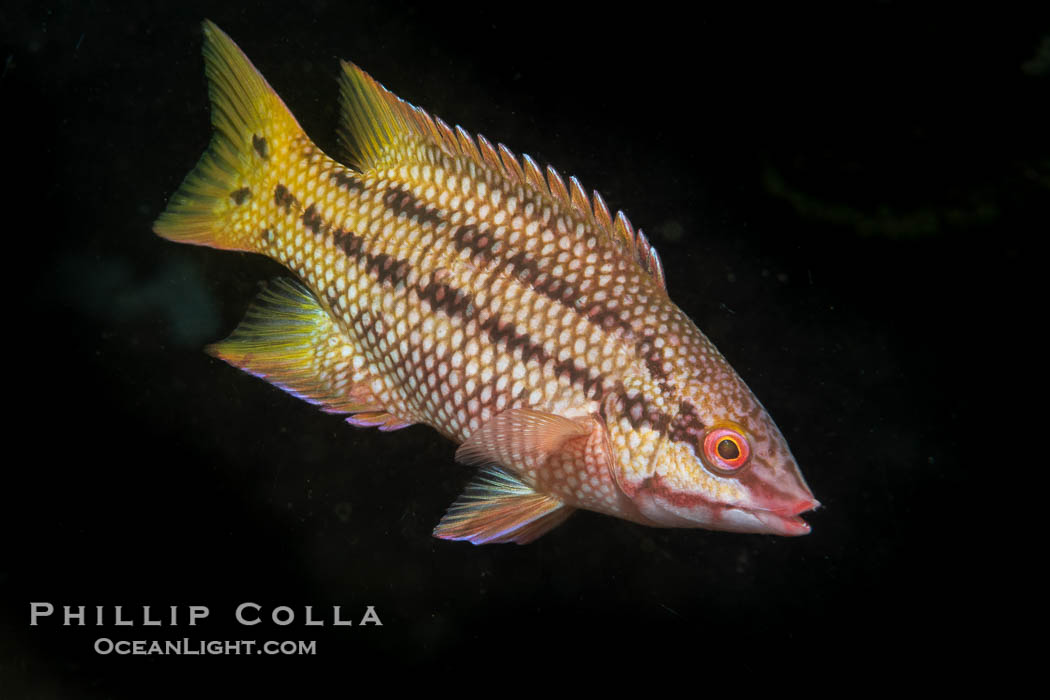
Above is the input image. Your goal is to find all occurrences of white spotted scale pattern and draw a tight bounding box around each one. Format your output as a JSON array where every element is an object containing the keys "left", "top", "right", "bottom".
[
  {"left": 240, "top": 128, "right": 720, "bottom": 513},
  {"left": 156, "top": 22, "right": 819, "bottom": 543}
]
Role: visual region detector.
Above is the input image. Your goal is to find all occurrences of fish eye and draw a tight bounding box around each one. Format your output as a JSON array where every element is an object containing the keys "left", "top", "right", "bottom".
[
  {"left": 702, "top": 426, "right": 751, "bottom": 475},
  {"left": 717, "top": 438, "right": 740, "bottom": 460}
]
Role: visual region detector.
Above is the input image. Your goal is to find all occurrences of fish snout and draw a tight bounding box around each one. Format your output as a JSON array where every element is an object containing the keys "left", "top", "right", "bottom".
[
  {"left": 751, "top": 496, "right": 821, "bottom": 536},
  {"left": 739, "top": 455, "right": 820, "bottom": 535}
]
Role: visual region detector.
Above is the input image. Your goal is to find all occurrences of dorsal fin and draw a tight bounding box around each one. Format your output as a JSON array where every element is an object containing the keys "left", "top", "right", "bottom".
[
  {"left": 634, "top": 229, "right": 665, "bottom": 287},
  {"left": 455, "top": 125, "right": 481, "bottom": 163},
  {"left": 337, "top": 61, "right": 424, "bottom": 171},
  {"left": 432, "top": 116, "right": 458, "bottom": 151},
  {"left": 612, "top": 211, "right": 635, "bottom": 254},
  {"left": 336, "top": 60, "right": 667, "bottom": 290},
  {"left": 522, "top": 154, "right": 546, "bottom": 191},
  {"left": 499, "top": 143, "right": 525, "bottom": 182},
  {"left": 568, "top": 176, "right": 590, "bottom": 218},
  {"left": 546, "top": 166, "right": 570, "bottom": 207},
  {"left": 592, "top": 190, "right": 613, "bottom": 230},
  {"left": 476, "top": 134, "right": 503, "bottom": 172}
]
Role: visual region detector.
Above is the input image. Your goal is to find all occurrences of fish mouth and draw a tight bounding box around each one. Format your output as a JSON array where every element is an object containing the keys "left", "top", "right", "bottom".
[
  {"left": 635, "top": 484, "right": 821, "bottom": 536},
  {"left": 749, "top": 498, "right": 820, "bottom": 536}
]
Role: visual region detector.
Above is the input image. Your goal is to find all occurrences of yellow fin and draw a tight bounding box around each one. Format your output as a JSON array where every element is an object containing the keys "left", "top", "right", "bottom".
[
  {"left": 433, "top": 466, "right": 572, "bottom": 545},
  {"left": 206, "top": 278, "right": 406, "bottom": 424},
  {"left": 336, "top": 60, "right": 450, "bottom": 172},
  {"left": 154, "top": 20, "right": 304, "bottom": 250},
  {"left": 338, "top": 61, "right": 411, "bottom": 171}
]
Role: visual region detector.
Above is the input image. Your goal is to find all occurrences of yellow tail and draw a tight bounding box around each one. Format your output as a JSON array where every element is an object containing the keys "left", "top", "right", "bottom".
[{"left": 154, "top": 20, "right": 304, "bottom": 251}]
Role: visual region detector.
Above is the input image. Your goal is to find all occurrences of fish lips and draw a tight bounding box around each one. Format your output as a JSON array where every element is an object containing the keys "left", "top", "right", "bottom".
[
  {"left": 749, "top": 501, "right": 820, "bottom": 536},
  {"left": 634, "top": 483, "right": 819, "bottom": 536}
]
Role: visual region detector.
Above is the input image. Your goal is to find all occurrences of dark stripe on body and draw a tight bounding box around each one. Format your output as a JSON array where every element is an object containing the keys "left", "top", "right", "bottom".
[
  {"left": 292, "top": 141, "right": 364, "bottom": 196},
  {"left": 384, "top": 186, "right": 444, "bottom": 227},
  {"left": 400, "top": 189, "right": 672, "bottom": 384},
  {"left": 599, "top": 390, "right": 674, "bottom": 433},
  {"left": 331, "top": 170, "right": 365, "bottom": 194},
  {"left": 287, "top": 189, "right": 684, "bottom": 440},
  {"left": 667, "top": 401, "right": 706, "bottom": 454},
  {"left": 310, "top": 198, "right": 604, "bottom": 403}
]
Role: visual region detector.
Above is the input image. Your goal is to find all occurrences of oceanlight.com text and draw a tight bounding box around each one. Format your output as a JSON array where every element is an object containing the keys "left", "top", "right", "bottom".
[{"left": 93, "top": 638, "right": 317, "bottom": 655}]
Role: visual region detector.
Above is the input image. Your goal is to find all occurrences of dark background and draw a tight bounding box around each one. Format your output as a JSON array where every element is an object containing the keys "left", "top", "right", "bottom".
[{"left": 2, "top": 1, "right": 1041, "bottom": 694}]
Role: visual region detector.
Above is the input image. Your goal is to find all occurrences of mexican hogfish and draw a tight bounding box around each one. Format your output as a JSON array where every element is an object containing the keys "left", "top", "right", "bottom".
[{"left": 155, "top": 21, "right": 819, "bottom": 544}]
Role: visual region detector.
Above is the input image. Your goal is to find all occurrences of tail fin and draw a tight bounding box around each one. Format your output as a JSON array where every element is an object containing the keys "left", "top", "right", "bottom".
[{"left": 154, "top": 20, "right": 303, "bottom": 251}]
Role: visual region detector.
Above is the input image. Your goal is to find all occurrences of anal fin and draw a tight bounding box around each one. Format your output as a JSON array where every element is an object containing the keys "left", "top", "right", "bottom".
[
  {"left": 207, "top": 277, "right": 414, "bottom": 430},
  {"left": 346, "top": 411, "right": 415, "bottom": 432}
]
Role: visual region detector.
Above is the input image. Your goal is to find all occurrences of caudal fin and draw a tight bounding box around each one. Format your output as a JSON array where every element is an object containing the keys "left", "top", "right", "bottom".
[{"left": 154, "top": 20, "right": 303, "bottom": 251}]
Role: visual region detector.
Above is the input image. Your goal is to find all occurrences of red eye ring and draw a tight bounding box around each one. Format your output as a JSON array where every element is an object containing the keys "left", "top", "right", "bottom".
[{"left": 702, "top": 426, "right": 751, "bottom": 475}]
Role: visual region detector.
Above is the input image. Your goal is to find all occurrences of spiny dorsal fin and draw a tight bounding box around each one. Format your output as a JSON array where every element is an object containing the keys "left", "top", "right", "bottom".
[
  {"left": 612, "top": 211, "right": 634, "bottom": 253},
  {"left": 634, "top": 229, "right": 665, "bottom": 287},
  {"left": 546, "top": 166, "right": 570, "bottom": 207},
  {"left": 476, "top": 134, "right": 503, "bottom": 172},
  {"left": 433, "top": 116, "right": 459, "bottom": 153},
  {"left": 522, "top": 154, "right": 546, "bottom": 191},
  {"left": 568, "top": 176, "right": 590, "bottom": 218},
  {"left": 592, "top": 190, "right": 613, "bottom": 230},
  {"left": 456, "top": 125, "right": 481, "bottom": 163},
  {"left": 499, "top": 143, "right": 525, "bottom": 182},
  {"left": 337, "top": 60, "right": 667, "bottom": 290}
]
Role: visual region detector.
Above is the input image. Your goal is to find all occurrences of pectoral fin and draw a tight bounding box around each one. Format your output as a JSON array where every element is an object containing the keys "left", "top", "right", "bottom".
[
  {"left": 433, "top": 465, "right": 572, "bottom": 545},
  {"left": 454, "top": 408, "right": 589, "bottom": 470},
  {"left": 435, "top": 408, "right": 598, "bottom": 545}
]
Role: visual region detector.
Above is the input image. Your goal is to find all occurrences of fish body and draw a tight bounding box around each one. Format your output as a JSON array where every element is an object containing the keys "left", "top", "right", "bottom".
[{"left": 155, "top": 21, "right": 818, "bottom": 544}]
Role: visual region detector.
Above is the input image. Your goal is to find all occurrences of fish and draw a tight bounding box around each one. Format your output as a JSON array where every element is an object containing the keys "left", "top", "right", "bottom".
[{"left": 154, "top": 21, "right": 819, "bottom": 545}]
